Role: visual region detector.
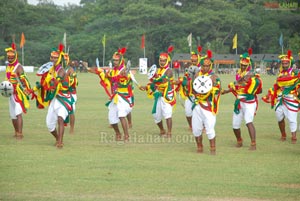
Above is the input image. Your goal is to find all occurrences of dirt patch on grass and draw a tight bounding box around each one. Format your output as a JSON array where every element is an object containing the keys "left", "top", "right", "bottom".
[{"left": 275, "top": 183, "right": 300, "bottom": 189}]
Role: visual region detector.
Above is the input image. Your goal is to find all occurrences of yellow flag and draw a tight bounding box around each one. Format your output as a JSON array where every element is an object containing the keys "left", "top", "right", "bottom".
[
  {"left": 102, "top": 34, "right": 106, "bottom": 48},
  {"left": 20, "top": 32, "right": 25, "bottom": 48},
  {"left": 232, "top": 33, "right": 237, "bottom": 49}
]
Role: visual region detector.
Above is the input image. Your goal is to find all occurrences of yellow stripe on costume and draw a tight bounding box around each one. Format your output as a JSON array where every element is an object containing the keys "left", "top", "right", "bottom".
[
  {"left": 16, "top": 86, "right": 30, "bottom": 110},
  {"left": 277, "top": 77, "right": 298, "bottom": 87},
  {"left": 247, "top": 77, "right": 262, "bottom": 94}
]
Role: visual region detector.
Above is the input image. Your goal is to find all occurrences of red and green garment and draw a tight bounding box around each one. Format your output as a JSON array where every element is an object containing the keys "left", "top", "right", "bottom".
[
  {"left": 176, "top": 76, "right": 194, "bottom": 102},
  {"left": 6, "top": 64, "right": 32, "bottom": 113},
  {"left": 262, "top": 74, "right": 300, "bottom": 111},
  {"left": 192, "top": 71, "right": 221, "bottom": 115},
  {"left": 228, "top": 74, "right": 262, "bottom": 114},
  {"left": 145, "top": 74, "right": 176, "bottom": 114},
  {"left": 96, "top": 68, "right": 134, "bottom": 107}
]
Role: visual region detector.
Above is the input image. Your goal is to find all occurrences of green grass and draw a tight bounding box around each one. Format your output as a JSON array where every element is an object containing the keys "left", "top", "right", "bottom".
[{"left": 0, "top": 71, "right": 299, "bottom": 201}]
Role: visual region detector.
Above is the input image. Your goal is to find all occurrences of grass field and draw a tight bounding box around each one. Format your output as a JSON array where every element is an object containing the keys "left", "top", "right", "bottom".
[{"left": 0, "top": 71, "right": 299, "bottom": 201}]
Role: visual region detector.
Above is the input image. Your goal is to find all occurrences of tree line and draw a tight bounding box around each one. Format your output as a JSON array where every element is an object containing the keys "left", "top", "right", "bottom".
[{"left": 0, "top": 0, "right": 299, "bottom": 67}]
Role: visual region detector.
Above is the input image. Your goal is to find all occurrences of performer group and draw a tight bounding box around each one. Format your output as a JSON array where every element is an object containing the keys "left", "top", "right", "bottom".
[{"left": 1, "top": 42, "right": 299, "bottom": 154}]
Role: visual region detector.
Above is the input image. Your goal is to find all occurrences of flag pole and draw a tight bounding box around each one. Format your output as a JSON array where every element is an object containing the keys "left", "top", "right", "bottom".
[
  {"left": 22, "top": 46, "right": 24, "bottom": 65},
  {"left": 103, "top": 46, "right": 105, "bottom": 67}
]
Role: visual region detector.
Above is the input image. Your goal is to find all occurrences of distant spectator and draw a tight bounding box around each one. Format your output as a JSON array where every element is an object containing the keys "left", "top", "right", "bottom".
[
  {"left": 173, "top": 60, "right": 180, "bottom": 79},
  {"left": 79, "top": 60, "right": 84, "bottom": 72}
]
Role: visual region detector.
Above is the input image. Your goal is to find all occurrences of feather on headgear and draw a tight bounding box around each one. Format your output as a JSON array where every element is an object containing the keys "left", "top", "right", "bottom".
[
  {"left": 200, "top": 50, "right": 214, "bottom": 69},
  {"left": 159, "top": 45, "right": 174, "bottom": 68},
  {"left": 113, "top": 47, "right": 127, "bottom": 69}
]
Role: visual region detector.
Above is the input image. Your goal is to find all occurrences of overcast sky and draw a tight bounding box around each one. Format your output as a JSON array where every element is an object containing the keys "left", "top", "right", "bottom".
[{"left": 28, "top": 0, "right": 81, "bottom": 6}]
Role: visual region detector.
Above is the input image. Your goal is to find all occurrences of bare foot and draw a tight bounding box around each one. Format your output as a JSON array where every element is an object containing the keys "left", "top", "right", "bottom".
[
  {"left": 291, "top": 136, "right": 297, "bottom": 144},
  {"left": 166, "top": 132, "right": 172, "bottom": 138},
  {"left": 249, "top": 142, "right": 256, "bottom": 151},
  {"left": 56, "top": 143, "right": 64, "bottom": 149},
  {"left": 116, "top": 134, "right": 122, "bottom": 141},
  {"left": 160, "top": 129, "right": 166, "bottom": 136},
  {"left": 15, "top": 132, "right": 23, "bottom": 140},
  {"left": 236, "top": 138, "right": 243, "bottom": 148},
  {"left": 197, "top": 146, "right": 203, "bottom": 153}
]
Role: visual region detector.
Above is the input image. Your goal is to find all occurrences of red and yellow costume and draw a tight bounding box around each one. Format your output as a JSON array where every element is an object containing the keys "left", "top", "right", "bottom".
[
  {"left": 145, "top": 46, "right": 176, "bottom": 114},
  {"left": 191, "top": 50, "right": 220, "bottom": 154},
  {"left": 262, "top": 50, "right": 299, "bottom": 142},
  {"left": 262, "top": 50, "right": 300, "bottom": 111},
  {"left": 193, "top": 52, "right": 221, "bottom": 115},
  {"left": 35, "top": 44, "right": 73, "bottom": 126},
  {"left": 95, "top": 48, "right": 134, "bottom": 108},
  {"left": 5, "top": 43, "right": 32, "bottom": 114},
  {"left": 228, "top": 50, "right": 262, "bottom": 114},
  {"left": 176, "top": 46, "right": 202, "bottom": 102}
]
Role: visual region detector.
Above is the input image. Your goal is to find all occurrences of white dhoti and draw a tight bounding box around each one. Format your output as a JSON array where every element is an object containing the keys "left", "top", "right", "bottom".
[
  {"left": 192, "top": 104, "right": 216, "bottom": 140},
  {"left": 275, "top": 104, "right": 298, "bottom": 132},
  {"left": 152, "top": 96, "right": 173, "bottom": 123},
  {"left": 46, "top": 97, "right": 69, "bottom": 132},
  {"left": 71, "top": 93, "right": 77, "bottom": 112},
  {"left": 232, "top": 101, "right": 257, "bottom": 129},
  {"left": 108, "top": 95, "right": 132, "bottom": 124},
  {"left": 185, "top": 98, "right": 194, "bottom": 117},
  {"left": 9, "top": 95, "right": 23, "bottom": 119}
]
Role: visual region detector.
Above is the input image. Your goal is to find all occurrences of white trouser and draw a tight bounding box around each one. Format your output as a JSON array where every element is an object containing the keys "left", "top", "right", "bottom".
[
  {"left": 108, "top": 95, "right": 132, "bottom": 124},
  {"left": 275, "top": 104, "right": 298, "bottom": 132},
  {"left": 9, "top": 95, "right": 23, "bottom": 119},
  {"left": 46, "top": 97, "right": 69, "bottom": 132},
  {"left": 71, "top": 94, "right": 77, "bottom": 112},
  {"left": 185, "top": 98, "right": 193, "bottom": 117},
  {"left": 192, "top": 105, "right": 216, "bottom": 140},
  {"left": 152, "top": 97, "right": 173, "bottom": 123},
  {"left": 232, "top": 101, "right": 257, "bottom": 129}
]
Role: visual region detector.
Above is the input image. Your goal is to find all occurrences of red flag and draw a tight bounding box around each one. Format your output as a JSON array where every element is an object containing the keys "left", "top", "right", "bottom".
[
  {"left": 20, "top": 32, "right": 25, "bottom": 48},
  {"left": 141, "top": 34, "right": 145, "bottom": 49}
]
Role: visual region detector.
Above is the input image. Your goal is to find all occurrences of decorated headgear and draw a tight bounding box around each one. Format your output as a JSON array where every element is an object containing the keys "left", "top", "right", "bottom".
[
  {"left": 190, "top": 46, "right": 202, "bottom": 67},
  {"left": 159, "top": 45, "right": 174, "bottom": 68},
  {"left": 239, "top": 48, "right": 252, "bottom": 68},
  {"left": 112, "top": 47, "right": 126, "bottom": 70},
  {"left": 50, "top": 43, "right": 65, "bottom": 66},
  {"left": 200, "top": 50, "right": 214, "bottom": 69},
  {"left": 64, "top": 53, "right": 70, "bottom": 65},
  {"left": 279, "top": 50, "right": 294, "bottom": 66},
  {"left": 5, "top": 43, "right": 18, "bottom": 64}
]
